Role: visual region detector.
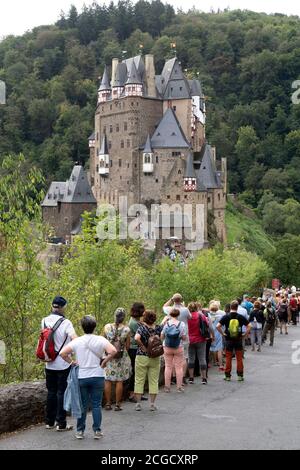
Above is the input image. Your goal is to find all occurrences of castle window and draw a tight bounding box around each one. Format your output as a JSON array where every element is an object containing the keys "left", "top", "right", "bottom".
[
  {"left": 124, "top": 122, "right": 128, "bottom": 131},
  {"left": 102, "top": 107, "right": 104, "bottom": 112},
  {"left": 172, "top": 152, "right": 181, "bottom": 157},
  {"left": 135, "top": 164, "right": 137, "bottom": 168},
  {"left": 218, "top": 193, "right": 221, "bottom": 201},
  {"left": 96, "top": 164, "right": 99, "bottom": 172},
  {"left": 110, "top": 160, "right": 113, "bottom": 167},
  {"left": 178, "top": 170, "right": 182, "bottom": 174},
  {"left": 175, "top": 181, "right": 178, "bottom": 186},
  {"left": 173, "top": 106, "right": 176, "bottom": 111},
  {"left": 119, "top": 159, "right": 122, "bottom": 168},
  {"left": 208, "top": 197, "right": 211, "bottom": 203},
  {"left": 110, "top": 105, "right": 112, "bottom": 110},
  {"left": 64, "top": 217, "right": 68, "bottom": 224},
  {"left": 167, "top": 195, "right": 170, "bottom": 199},
  {"left": 120, "top": 175, "right": 122, "bottom": 180},
  {"left": 121, "top": 141, "right": 124, "bottom": 149},
  {"left": 156, "top": 156, "right": 159, "bottom": 163},
  {"left": 103, "top": 126, "right": 106, "bottom": 134},
  {"left": 109, "top": 141, "right": 112, "bottom": 149},
  {"left": 184, "top": 195, "right": 188, "bottom": 199},
  {"left": 180, "top": 87, "right": 182, "bottom": 91},
  {"left": 127, "top": 163, "right": 130, "bottom": 168},
  {"left": 97, "top": 132, "right": 99, "bottom": 141},
  {"left": 131, "top": 102, "right": 134, "bottom": 106},
  {"left": 219, "top": 212, "right": 221, "bottom": 217},
  {"left": 176, "top": 195, "right": 180, "bottom": 201},
  {"left": 127, "top": 140, "right": 130, "bottom": 148},
  {"left": 156, "top": 178, "right": 159, "bottom": 183},
  {"left": 110, "top": 125, "right": 113, "bottom": 133},
  {"left": 116, "top": 124, "right": 119, "bottom": 132}
]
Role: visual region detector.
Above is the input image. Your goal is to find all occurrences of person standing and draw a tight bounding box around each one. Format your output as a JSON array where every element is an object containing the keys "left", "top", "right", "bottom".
[
  {"left": 277, "top": 298, "right": 289, "bottom": 335},
  {"left": 209, "top": 302, "right": 225, "bottom": 371},
  {"left": 217, "top": 301, "right": 251, "bottom": 382},
  {"left": 161, "top": 308, "right": 186, "bottom": 393},
  {"left": 187, "top": 302, "right": 211, "bottom": 385},
  {"left": 128, "top": 302, "right": 147, "bottom": 403},
  {"left": 262, "top": 301, "right": 277, "bottom": 347},
  {"left": 163, "top": 294, "right": 192, "bottom": 385},
  {"left": 134, "top": 311, "right": 163, "bottom": 412},
  {"left": 42, "top": 296, "right": 77, "bottom": 431},
  {"left": 60, "top": 316, "right": 117, "bottom": 440},
  {"left": 290, "top": 294, "right": 298, "bottom": 326},
  {"left": 249, "top": 301, "right": 265, "bottom": 352},
  {"left": 103, "top": 308, "right": 132, "bottom": 411}
]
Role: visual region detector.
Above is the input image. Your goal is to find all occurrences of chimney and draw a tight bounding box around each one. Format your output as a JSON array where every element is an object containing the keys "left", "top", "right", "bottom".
[
  {"left": 111, "top": 58, "right": 119, "bottom": 87},
  {"left": 145, "top": 54, "right": 156, "bottom": 98},
  {"left": 211, "top": 146, "right": 216, "bottom": 163},
  {"left": 221, "top": 157, "right": 227, "bottom": 194}
]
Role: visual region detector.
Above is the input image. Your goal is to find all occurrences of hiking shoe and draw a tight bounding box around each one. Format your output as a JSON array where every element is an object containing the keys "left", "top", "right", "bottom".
[
  {"left": 150, "top": 404, "right": 157, "bottom": 412},
  {"left": 135, "top": 403, "right": 142, "bottom": 411},
  {"left": 224, "top": 376, "right": 231, "bottom": 382},
  {"left": 75, "top": 431, "right": 84, "bottom": 440},
  {"left": 56, "top": 425, "right": 73, "bottom": 432},
  {"left": 94, "top": 431, "right": 104, "bottom": 440},
  {"left": 46, "top": 424, "right": 55, "bottom": 430},
  {"left": 238, "top": 376, "right": 244, "bottom": 382}
]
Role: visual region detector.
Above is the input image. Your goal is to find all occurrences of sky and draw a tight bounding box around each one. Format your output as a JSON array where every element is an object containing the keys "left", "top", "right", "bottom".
[{"left": 0, "top": 0, "right": 300, "bottom": 38}]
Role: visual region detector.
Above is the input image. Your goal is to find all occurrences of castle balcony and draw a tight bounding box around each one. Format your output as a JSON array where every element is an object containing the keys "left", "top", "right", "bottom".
[{"left": 99, "top": 166, "right": 109, "bottom": 176}]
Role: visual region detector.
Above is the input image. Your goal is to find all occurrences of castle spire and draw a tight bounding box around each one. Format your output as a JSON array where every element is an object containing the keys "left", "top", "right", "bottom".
[
  {"left": 98, "top": 66, "right": 111, "bottom": 103},
  {"left": 125, "top": 60, "right": 143, "bottom": 97}
]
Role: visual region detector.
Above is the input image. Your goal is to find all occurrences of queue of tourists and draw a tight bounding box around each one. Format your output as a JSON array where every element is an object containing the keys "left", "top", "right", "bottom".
[{"left": 36, "top": 290, "right": 298, "bottom": 440}]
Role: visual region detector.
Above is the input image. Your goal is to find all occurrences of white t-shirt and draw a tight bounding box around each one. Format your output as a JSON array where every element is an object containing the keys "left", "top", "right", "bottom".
[
  {"left": 68, "top": 335, "right": 111, "bottom": 379},
  {"left": 42, "top": 314, "right": 76, "bottom": 371}
]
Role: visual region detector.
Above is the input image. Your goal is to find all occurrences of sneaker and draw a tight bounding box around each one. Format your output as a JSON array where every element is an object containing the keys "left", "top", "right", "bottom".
[
  {"left": 224, "top": 376, "right": 231, "bottom": 382},
  {"left": 135, "top": 403, "right": 142, "bottom": 411},
  {"left": 75, "top": 431, "right": 84, "bottom": 440},
  {"left": 164, "top": 387, "right": 171, "bottom": 393},
  {"left": 257, "top": 348, "right": 261, "bottom": 352},
  {"left": 141, "top": 395, "right": 148, "bottom": 401},
  {"left": 56, "top": 425, "right": 73, "bottom": 432},
  {"left": 177, "top": 387, "right": 184, "bottom": 393},
  {"left": 150, "top": 404, "right": 157, "bottom": 412},
  {"left": 128, "top": 396, "right": 137, "bottom": 403},
  {"left": 238, "top": 376, "right": 244, "bottom": 382},
  {"left": 188, "top": 377, "right": 194, "bottom": 384},
  {"left": 202, "top": 378, "right": 208, "bottom": 385},
  {"left": 182, "top": 377, "right": 188, "bottom": 385},
  {"left": 94, "top": 431, "right": 104, "bottom": 440},
  {"left": 219, "top": 366, "right": 225, "bottom": 372},
  {"left": 46, "top": 424, "right": 55, "bottom": 430}
]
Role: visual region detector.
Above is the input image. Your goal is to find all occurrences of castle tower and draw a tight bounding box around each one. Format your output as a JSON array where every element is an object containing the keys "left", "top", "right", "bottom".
[
  {"left": 125, "top": 61, "right": 143, "bottom": 97},
  {"left": 184, "top": 150, "right": 197, "bottom": 192},
  {"left": 98, "top": 66, "right": 111, "bottom": 104},
  {"left": 143, "top": 135, "right": 154, "bottom": 174},
  {"left": 98, "top": 135, "right": 110, "bottom": 176}
]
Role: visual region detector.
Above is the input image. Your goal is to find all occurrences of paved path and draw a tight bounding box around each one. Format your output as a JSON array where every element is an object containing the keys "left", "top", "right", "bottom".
[{"left": 1, "top": 326, "right": 300, "bottom": 450}]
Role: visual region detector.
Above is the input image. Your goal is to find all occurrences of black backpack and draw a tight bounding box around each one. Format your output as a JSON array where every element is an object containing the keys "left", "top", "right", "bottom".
[
  {"left": 199, "top": 313, "right": 211, "bottom": 340},
  {"left": 266, "top": 308, "right": 276, "bottom": 324}
]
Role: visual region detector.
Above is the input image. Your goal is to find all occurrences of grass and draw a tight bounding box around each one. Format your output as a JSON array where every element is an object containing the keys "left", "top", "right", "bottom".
[{"left": 226, "top": 200, "right": 275, "bottom": 258}]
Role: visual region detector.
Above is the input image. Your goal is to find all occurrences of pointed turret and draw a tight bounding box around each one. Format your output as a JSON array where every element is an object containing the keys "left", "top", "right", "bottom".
[
  {"left": 98, "top": 135, "right": 109, "bottom": 176},
  {"left": 125, "top": 61, "right": 143, "bottom": 97},
  {"left": 98, "top": 66, "right": 111, "bottom": 103},
  {"left": 184, "top": 151, "right": 197, "bottom": 192},
  {"left": 143, "top": 134, "right": 154, "bottom": 173}
]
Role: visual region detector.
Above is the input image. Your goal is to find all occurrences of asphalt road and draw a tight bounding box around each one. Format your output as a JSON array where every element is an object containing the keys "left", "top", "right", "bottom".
[{"left": 1, "top": 325, "right": 300, "bottom": 450}]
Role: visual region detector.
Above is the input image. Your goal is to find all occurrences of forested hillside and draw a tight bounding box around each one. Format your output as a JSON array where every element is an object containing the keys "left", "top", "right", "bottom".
[{"left": 0, "top": 1, "right": 300, "bottom": 237}]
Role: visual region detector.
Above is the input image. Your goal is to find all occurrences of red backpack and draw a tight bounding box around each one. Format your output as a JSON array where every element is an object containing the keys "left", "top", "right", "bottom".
[{"left": 36, "top": 317, "right": 66, "bottom": 362}]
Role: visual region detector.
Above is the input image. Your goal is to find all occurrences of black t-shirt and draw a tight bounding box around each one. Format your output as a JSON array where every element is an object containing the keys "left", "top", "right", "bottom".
[{"left": 219, "top": 312, "right": 249, "bottom": 340}]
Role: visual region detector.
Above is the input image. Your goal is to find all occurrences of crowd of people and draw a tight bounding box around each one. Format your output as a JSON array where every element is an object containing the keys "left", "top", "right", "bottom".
[{"left": 38, "top": 288, "right": 299, "bottom": 440}]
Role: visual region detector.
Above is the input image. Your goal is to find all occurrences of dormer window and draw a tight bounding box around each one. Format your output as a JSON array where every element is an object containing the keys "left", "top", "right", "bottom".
[{"left": 143, "top": 152, "right": 154, "bottom": 174}]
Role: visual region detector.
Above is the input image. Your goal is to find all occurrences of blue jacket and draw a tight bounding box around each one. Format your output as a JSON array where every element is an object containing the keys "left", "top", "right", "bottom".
[{"left": 64, "top": 365, "right": 83, "bottom": 419}]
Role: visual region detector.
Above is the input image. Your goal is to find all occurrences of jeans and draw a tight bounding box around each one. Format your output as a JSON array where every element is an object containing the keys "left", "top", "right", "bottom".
[
  {"left": 164, "top": 346, "right": 184, "bottom": 388},
  {"left": 45, "top": 367, "right": 71, "bottom": 428},
  {"left": 188, "top": 342, "right": 207, "bottom": 370},
  {"left": 250, "top": 329, "right": 262, "bottom": 349},
  {"left": 77, "top": 377, "right": 105, "bottom": 433}
]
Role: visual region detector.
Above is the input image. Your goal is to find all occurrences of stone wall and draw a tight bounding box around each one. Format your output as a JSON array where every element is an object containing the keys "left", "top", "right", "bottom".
[{"left": 0, "top": 381, "right": 46, "bottom": 434}]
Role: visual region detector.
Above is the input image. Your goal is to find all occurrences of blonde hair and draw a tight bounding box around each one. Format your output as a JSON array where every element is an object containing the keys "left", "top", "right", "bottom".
[{"left": 209, "top": 302, "right": 219, "bottom": 312}]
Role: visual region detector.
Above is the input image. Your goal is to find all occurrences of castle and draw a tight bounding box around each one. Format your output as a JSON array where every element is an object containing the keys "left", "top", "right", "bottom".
[
  {"left": 42, "top": 54, "right": 227, "bottom": 249},
  {"left": 89, "top": 54, "right": 227, "bottom": 248}
]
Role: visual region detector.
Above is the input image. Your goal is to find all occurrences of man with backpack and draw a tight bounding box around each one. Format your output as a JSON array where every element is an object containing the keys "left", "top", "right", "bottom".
[
  {"left": 217, "top": 301, "right": 251, "bottom": 382},
  {"left": 38, "top": 296, "right": 77, "bottom": 431},
  {"left": 262, "top": 301, "right": 277, "bottom": 347}
]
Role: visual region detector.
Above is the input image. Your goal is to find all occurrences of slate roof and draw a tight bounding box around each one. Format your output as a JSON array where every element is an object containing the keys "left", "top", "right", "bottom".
[
  {"left": 184, "top": 150, "right": 197, "bottom": 178},
  {"left": 150, "top": 108, "right": 190, "bottom": 149},
  {"left": 88, "top": 131, "right": 95, "bottom": 141},
  {"left": 160, "top": 58, "right": 191, "bottom": 100},
  {"left": 143, "top": 134, "right": 153, "bottom": 153},
  {"left": 196, "top": 144, "right": 221, "bottom": 189},
  {"left": 99, "top": 66, "right": 111, "bottom": 91},
  {"left": 42, "top": 166, "right": 96, "bottom": 207},
  {"left": 126, "top": 60, "right": 142, "bottom": 85},
  {"left": 112, "top": 62, "right": 127, "bottom": 87}
]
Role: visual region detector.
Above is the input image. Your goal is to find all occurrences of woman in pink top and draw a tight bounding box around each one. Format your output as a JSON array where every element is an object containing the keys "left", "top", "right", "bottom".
[{"left": 187, "top": 302, "right": 211, "bottom": 385}]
